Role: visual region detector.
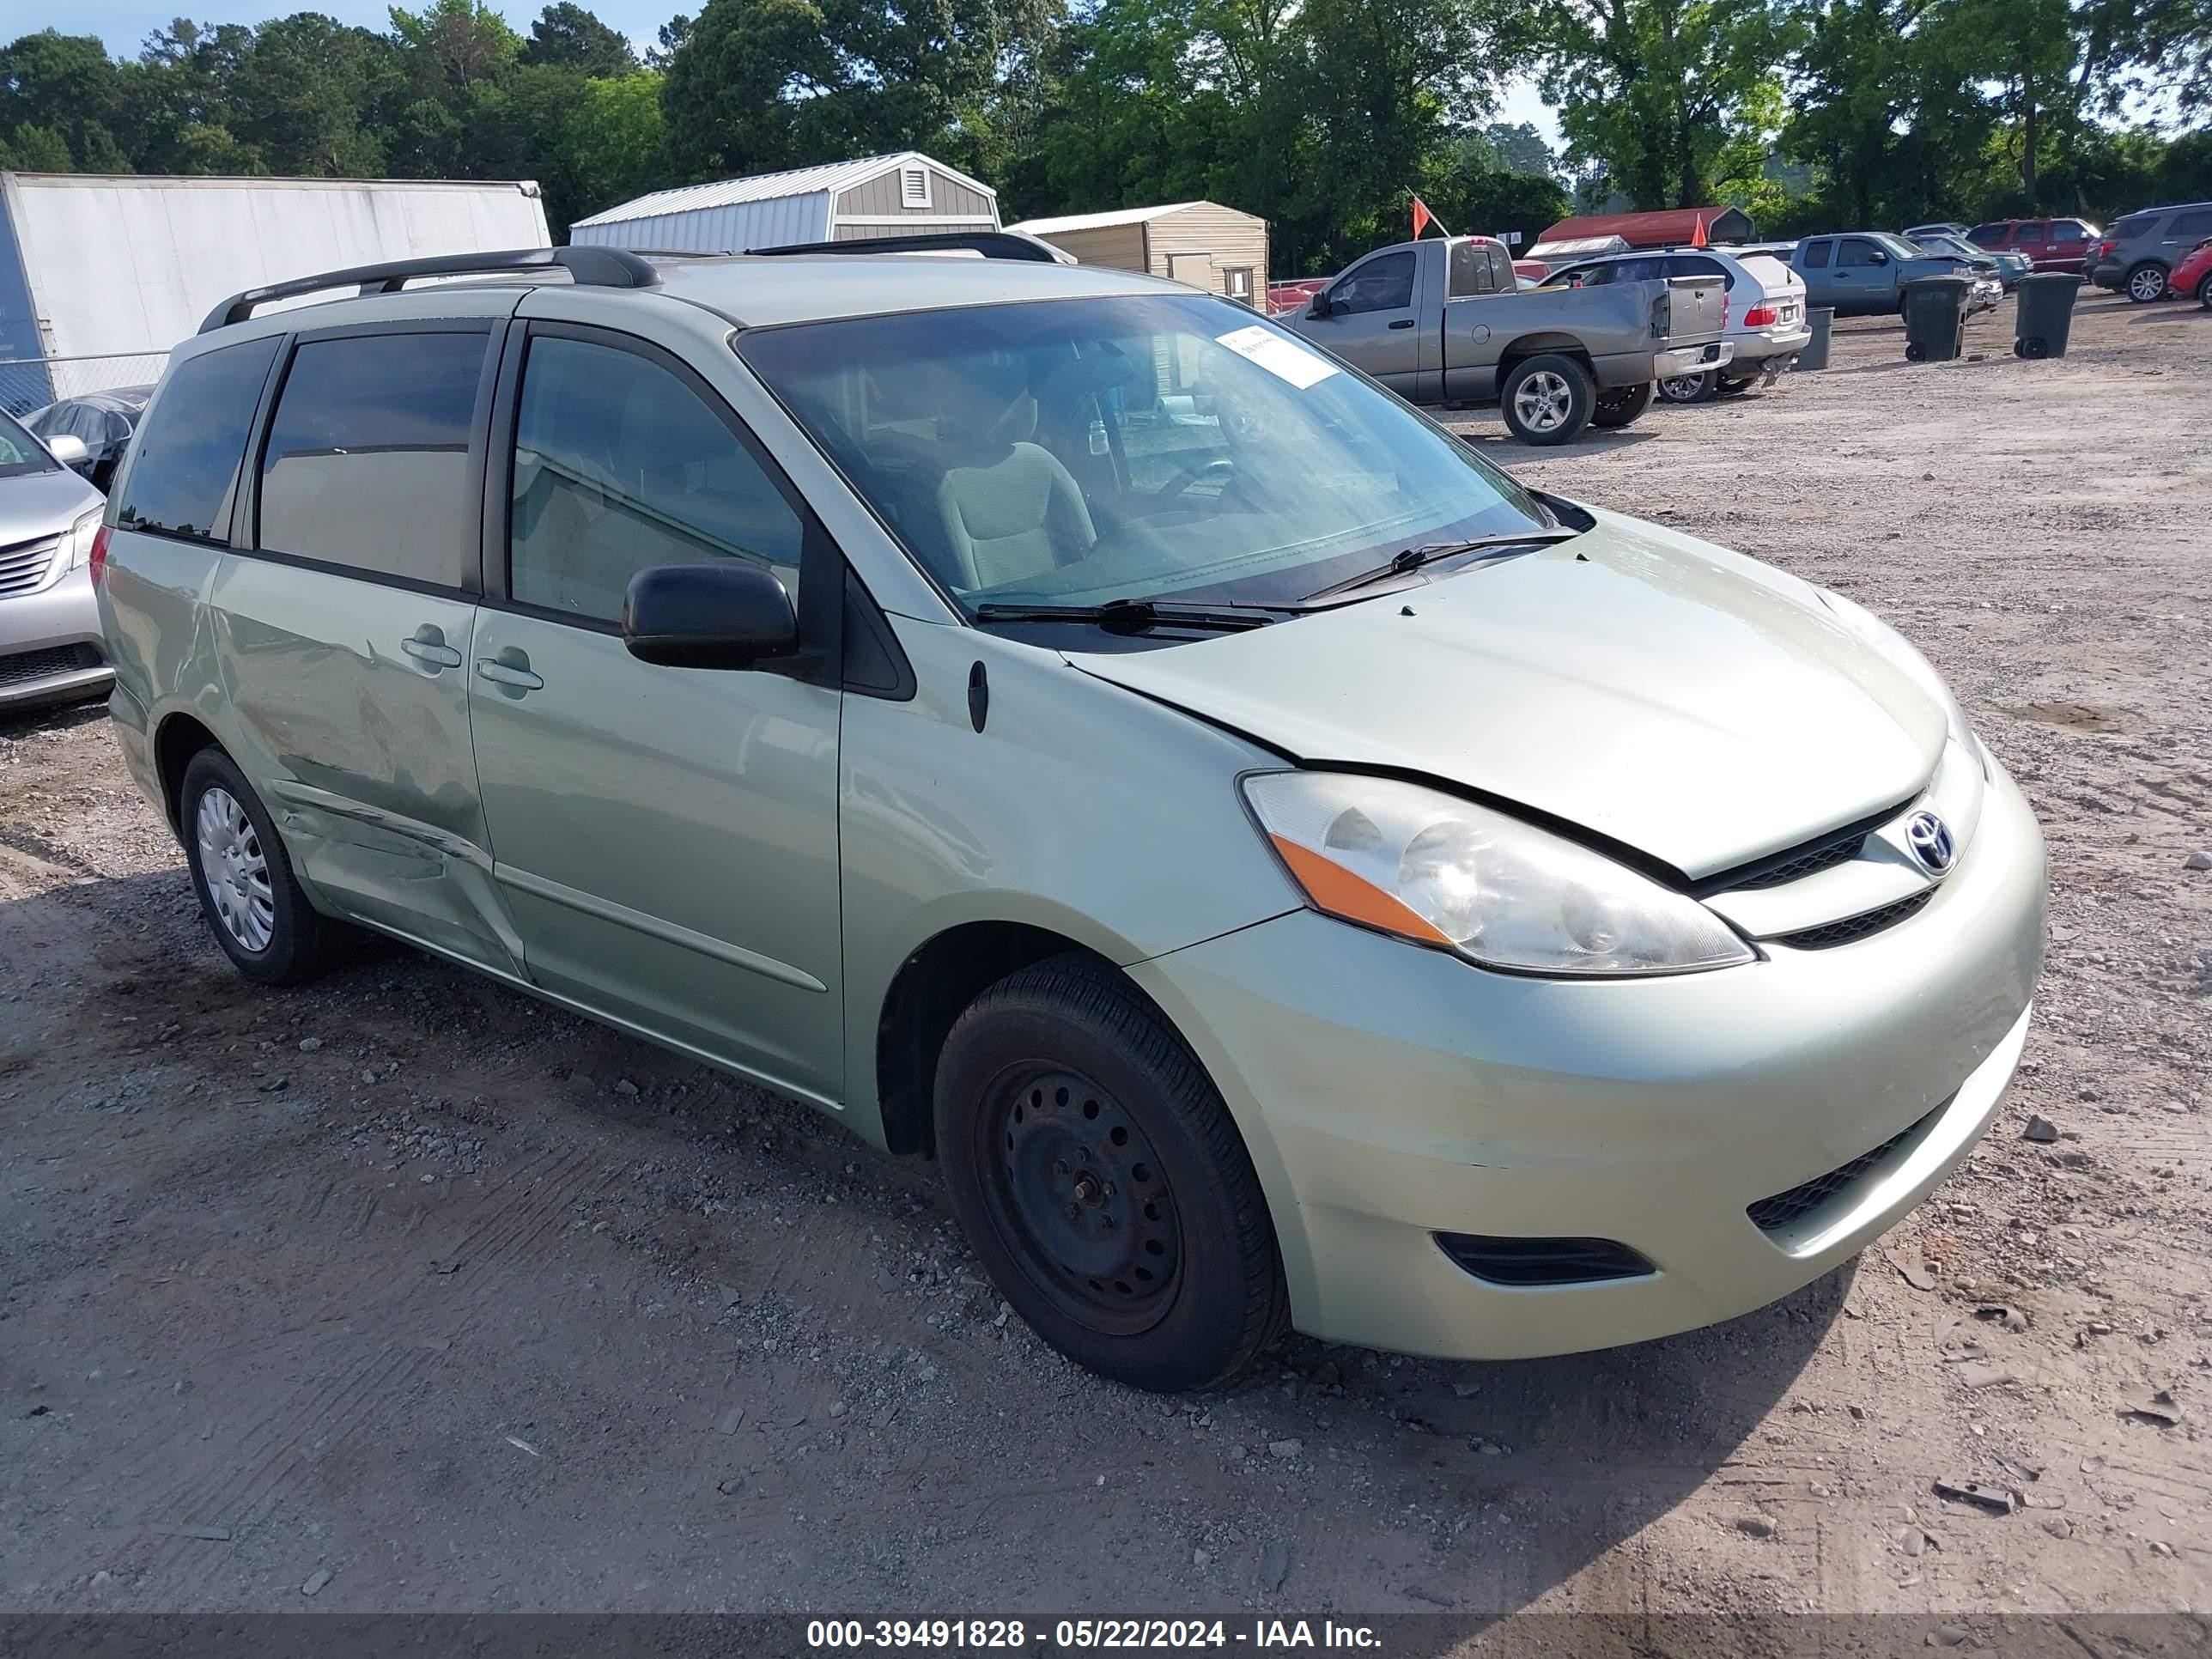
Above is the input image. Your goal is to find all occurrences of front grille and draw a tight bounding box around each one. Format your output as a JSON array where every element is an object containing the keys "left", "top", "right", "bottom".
[
  {"left": 0, "top": 535, "right": 59, "bottom": 599},
  {"left": 1775, "top": 889, "right": 1934, "bottom": 949},
  {"left": 0, "top": 643, "right": 102, "bottom": 690},
  {"left": 1748, "top": 1106, "right": 1942, "bottom": 1233},
  {"left": 1435, "top": 1233, "right": 1656, "bottom": 1286},
  {"left": 1731, "top": 830, "right": 1868, "bottom": 890}
]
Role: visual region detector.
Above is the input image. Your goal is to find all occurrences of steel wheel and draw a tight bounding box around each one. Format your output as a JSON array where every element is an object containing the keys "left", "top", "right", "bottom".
[
  {"left": 2126, "top": 264, "right": 2169, "bottom": 302},
  {"left": 1510, "top": 370, "right": 1577, "bottom": 434},
  {"left": 195, "top": 785, "right": 275, "bottom": 954},
  {"left": 1656, "top": 372, "right": 1711, "bottom": 404},
  {"left": 979, "top": 1066, "right": 1183, "bottom": 1335}
]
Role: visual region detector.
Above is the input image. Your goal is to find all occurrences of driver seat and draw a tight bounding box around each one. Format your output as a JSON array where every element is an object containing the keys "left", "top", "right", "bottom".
[{"left": 931, "top": 379, "right": 1097, "bottom": 592}]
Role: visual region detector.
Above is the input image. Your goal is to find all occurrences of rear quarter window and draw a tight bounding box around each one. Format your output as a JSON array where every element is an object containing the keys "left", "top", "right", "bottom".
[
  {"left": 1968, "top": 224, "right": 2007, "bottom": 245},
  {"left": 115, "top": 337, "right": 281, "bottom": 544}
]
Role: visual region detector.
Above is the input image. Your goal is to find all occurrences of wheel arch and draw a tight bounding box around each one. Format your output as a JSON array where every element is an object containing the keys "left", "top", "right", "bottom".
[
  {"left": 1496, "top": 333, "right": 1595, "bottom": 372},
  {"left": 873, "top": 919, "right": 1121, "bottom": 1158},
  {"left": 153, "top": 710, "right": 224, "bottom": 836}
]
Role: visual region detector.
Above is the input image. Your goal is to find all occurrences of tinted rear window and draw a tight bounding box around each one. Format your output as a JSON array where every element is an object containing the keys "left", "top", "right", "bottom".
[
  {"left": 1968, "top": 224, "right": 2007, "bottom": 244},
  {"left": 115, "top": 338, "right": 279, "bottom": 543},
  {"left": 258, "top": 331, "right": 487, "bottom": 588}
]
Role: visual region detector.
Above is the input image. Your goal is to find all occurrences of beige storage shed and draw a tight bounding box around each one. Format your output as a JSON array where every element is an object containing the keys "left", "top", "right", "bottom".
[{"left": 1009, "top": 202, "right": 1267, "bottom": 307}]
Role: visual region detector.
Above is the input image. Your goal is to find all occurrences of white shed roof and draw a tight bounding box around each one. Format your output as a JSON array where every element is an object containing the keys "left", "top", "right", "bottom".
[
  {"left": 1009, "top": 203, "right": 1217, "bottom": 236},
  {"left": 573, "top": 152, "right": 997, "bottom": 230}
]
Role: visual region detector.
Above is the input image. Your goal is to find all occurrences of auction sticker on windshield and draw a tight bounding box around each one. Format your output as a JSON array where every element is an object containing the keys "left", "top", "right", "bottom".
[{"left": 1214, "top": 324, "right": 1339, "bottom": 389}]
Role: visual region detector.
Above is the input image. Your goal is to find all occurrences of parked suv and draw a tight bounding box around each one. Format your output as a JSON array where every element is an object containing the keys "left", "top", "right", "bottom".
[
  {"left": 1537, "top": 246, "right": 1812, "bottom": 402},
  {"left": 2087, "top": 202, "right": 2212, "bottom": 301},
  {"left": 1, "top": 407, "right": 111, "bottom": 714},
  {"left": 98, "top": 241, "right": 2045, "bottom": 1391},
  {"left": 1966, "top": 218, "right": 2100, "bottom": 274}
]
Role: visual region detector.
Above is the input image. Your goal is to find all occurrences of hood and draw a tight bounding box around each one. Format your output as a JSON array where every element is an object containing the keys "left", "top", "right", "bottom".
[
  {"left": 1070, "top": 508, "right": 1946, "bottom": 879},
  {"left": 0, "top": 462, "right": 102, "bottom": 544}
]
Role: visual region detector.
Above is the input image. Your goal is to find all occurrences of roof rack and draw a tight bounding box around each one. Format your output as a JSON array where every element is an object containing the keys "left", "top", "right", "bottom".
[
  {"left": 198, "top": 246, "right": 659, "bottom": 334},
  {"left": 745, "top": 229, "right": 1077, "bottom": 265}
]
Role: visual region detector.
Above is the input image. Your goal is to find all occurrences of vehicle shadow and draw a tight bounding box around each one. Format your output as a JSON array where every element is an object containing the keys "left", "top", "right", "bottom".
[
  {"left": 0, "top": 852, "right": 1844, "bottom": 1618},
  {"left": 1461, "top": 425, "right": 1661, "bottom": 462}
]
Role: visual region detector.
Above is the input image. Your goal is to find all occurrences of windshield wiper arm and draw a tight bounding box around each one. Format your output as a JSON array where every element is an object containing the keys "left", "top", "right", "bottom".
[
  {"left": 973, "top": 599, "right": 1283, "bottom": 635},
  {"left": 1300, "top": 529, "right": 1584, "bottom": 603}
]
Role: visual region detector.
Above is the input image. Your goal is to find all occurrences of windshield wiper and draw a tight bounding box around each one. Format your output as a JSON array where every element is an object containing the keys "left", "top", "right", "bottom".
[
  {"left": 1300, "top": 529, "right": 1584, "bottom": 603},
  {"left": 973, "top": 599, "right": 1285, "bottom": 635}
]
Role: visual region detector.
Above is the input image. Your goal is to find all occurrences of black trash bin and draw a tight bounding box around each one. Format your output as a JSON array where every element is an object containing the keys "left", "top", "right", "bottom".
[
  {"left": 2014, "top": 271, "right": 2085, "bottom": 358},
  {"left": 1901, "top": 276, "right": 1971, "bottom": 362},
  {"left": 1797, "top": 307, "right": 1835, "bottom": 371}
]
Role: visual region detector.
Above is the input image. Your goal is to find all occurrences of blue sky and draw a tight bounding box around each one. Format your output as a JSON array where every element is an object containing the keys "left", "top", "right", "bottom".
[{"left": 66, "top": 0, "right": 1566, "bottom": 145}]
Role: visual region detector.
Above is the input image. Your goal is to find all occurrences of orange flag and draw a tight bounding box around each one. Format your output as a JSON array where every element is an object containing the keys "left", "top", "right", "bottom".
[{"left": 1412, "top": 197, "right": 1435, "bottom": 240}]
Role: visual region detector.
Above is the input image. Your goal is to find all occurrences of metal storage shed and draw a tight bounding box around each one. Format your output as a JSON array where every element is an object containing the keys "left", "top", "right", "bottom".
[
  {"left": 1008, "top": 202, "right": 1267, "bottom": 307},
  {"left": 568, "top": 152, "right": 1000, "bottom": 252}
]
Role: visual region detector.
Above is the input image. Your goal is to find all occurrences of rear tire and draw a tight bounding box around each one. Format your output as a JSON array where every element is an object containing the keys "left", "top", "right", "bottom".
[
  {"left": 1656, "top": 370, "right": 1715, "bottom": 404},
  {"left": 2197, "top": 273, "right": 2212, "bottom": 310},
  {"left": 2124, "top": 262, "right": 2169, "bottom": 303},
  {"left": 1499, "top": 354, "right": 1595, "bottom": 445},
  {"left": 933, "top": 953, "right": 1286, "bottom": 1392},
  {"left": 1589, "top": 381, "right": 1653, "bottom": 429},
  {"left": 179, "top": 749, "right": 347, "bottom": 986}
]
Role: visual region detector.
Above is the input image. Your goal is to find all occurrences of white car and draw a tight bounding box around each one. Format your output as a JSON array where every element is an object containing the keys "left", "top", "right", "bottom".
[{"left": 1541, "top": 246, "right": 1813, "bottom": 403}]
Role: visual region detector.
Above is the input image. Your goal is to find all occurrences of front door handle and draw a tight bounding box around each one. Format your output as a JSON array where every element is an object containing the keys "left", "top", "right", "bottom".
[
  {"left": 476, "top": 658, "right": 544, "bottom": 691},
  {"left": 1388, "top": 318, "right": 1416, "bottom": 330}
]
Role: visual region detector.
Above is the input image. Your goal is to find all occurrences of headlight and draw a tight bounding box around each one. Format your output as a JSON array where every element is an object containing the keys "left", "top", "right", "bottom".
[
  {"left": 64, "top": 508, "right": 102, "bottom": 570},
  {"left": 1241, "top": 772, "right": 1753, "bottom": 976},
  {"left": 1819, "top": 588, "right": 1984, "bottom": 769}
]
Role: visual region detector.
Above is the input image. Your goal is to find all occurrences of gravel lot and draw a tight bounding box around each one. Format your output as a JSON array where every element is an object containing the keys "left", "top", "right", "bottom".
[{"left": 3, "top": 289, "right": 2207, "bottom": 1622}]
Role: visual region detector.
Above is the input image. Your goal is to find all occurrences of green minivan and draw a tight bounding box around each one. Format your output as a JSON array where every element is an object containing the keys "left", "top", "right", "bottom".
[{"left": 97, "top": 243, "right": 2045, "bottom": 1390}]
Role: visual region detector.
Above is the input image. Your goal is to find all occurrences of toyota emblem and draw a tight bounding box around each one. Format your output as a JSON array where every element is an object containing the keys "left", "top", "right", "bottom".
[{"left": 1905, "top": 810, "right": 1956, "bottom": 875}]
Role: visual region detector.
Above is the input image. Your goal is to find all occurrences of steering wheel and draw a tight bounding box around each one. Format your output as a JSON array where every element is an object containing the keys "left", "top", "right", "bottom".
[{"left": 1154, "top": 454, "right": 1237, "bottom": 506}]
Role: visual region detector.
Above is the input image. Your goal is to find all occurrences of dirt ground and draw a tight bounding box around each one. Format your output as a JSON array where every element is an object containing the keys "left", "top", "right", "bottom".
[{"left": 2, "top": 289, "right": 2207, "bottom": 1624}]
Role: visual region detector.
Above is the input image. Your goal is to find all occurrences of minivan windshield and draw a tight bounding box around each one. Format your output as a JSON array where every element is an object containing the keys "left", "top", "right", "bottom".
[
  {"left": 0, "top": 410, "right": 60, "bottom": 480},
  {"left": 738, "top": 294, "right": 1552, "bottom": 617}
]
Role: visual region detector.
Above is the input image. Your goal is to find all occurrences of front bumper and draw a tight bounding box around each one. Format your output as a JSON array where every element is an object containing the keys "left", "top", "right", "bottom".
[
  {"left": 1133, "top": 757, "right": 2045, "bottom": 1361},
  {"left": 1653, "top": 340, "right": 1735, "bottom": 380},
  {"left": 0, "top": 564, "right": 112, "bottom": 714}
]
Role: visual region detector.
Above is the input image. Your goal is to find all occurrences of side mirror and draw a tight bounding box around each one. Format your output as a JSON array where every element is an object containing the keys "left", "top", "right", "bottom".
[
  {"left": 1869, "top": 251, "right": 1889, "bottom": 265},
  {"left": 45, "top": 434, "right": 89, "bottom": 468},
  {"left": 1307, "top": 293, "right": 1333, "bottom": 319},
  {"left": 623, "top": 561, "right": 799, "bottom": 671}
]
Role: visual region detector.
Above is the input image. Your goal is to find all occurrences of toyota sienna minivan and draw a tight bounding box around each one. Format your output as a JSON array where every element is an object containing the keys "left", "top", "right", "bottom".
[{"left": 95, "top": 241, "right": 2045, "bottom": 1391}]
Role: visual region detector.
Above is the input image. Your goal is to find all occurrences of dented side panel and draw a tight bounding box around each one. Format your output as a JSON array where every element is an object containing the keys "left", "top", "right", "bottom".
[{"left": 204, "top": 555, "right": 519, "bottom": 976}]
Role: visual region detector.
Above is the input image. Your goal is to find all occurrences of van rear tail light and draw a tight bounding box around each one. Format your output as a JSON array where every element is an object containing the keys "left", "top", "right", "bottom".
[
  {"left": 88, "top": 523, "right": 112, "bottom": 588},
  {"left": 1742, "top": 304, "right": 1777, "bottom": 327}
]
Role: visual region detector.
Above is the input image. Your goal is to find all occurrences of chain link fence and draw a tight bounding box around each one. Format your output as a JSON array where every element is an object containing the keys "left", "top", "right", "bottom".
[{"left": 0, "top": 353, "right": 173, "bottom": 419}]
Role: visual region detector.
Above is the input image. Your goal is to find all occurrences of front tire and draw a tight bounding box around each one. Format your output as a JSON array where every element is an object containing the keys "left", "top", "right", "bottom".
[
  {"left": 1589, "top": 381, "right": 1653, "bottom": 428},
  {"left": 2198, "top": 272, "right": 2212, "bottom": 310},
  {"left": 1500, "top": 354, "right": 1595, "bottom": 445},
  {"left": 180, "top": 749, "right": 346, "bottom": 985},
  {"left": 2124, "top": 263, "right": 2169, "bottom": 303},
  {"left": 933, "top": 954, "right": 1286, "bottom": 1392}
]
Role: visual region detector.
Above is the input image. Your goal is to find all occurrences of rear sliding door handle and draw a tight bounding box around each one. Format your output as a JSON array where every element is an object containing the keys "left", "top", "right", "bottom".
[
  {"left": 475, "top": 659, "right": 544, "bottom": 691},
  {"left": 402, "top": 636, "right": 462, "bottom": 667}
]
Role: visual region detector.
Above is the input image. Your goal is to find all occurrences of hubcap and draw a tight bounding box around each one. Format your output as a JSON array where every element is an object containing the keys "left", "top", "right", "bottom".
[
  {"left": 195, "top": 786, "right": 275, "bottom": 953},
  {"left": 2130, "top": 267, "right": 2166, "bottom": 301},
  {"left": 1512, "top": 370, "right": 1573, "bottom": 433},
  {"left": 981, "top": 1068, "right": 1182, "bottom": 1333}
]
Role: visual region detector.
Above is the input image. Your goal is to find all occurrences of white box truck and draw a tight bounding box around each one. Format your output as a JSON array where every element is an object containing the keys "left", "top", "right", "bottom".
[{"left": 0, "top": 173, "right": 550, "bottom": 411}]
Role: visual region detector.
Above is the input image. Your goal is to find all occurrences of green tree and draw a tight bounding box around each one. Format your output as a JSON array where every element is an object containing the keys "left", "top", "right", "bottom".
[
  {"left": 1481, "top": 118, "right": 1557, "bottom": 177},
  {"left": 1536, "top": 0, "right": 1797, "bottom": 209},
  {"left": 389, "top": 0, "right": 522, "bottom": 100},
  {"left": 0, "top": 31, "right": 134, "bottom": 171},
  {"left": 522, "top": 3, "right": 636, "bottom": 75},
  {"left": 232, "top": 15, "right": 402, "bottom": 176}
]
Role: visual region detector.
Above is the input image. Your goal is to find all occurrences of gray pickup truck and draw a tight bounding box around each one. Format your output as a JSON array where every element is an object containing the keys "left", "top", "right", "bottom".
[{"left": 1284, "top": 235, "right": 1732, "bottom": 445}]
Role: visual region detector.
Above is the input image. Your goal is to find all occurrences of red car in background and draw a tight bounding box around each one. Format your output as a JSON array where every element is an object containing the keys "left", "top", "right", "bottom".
[
  {"left": 1966, "top": 218, "right": 2101, "bottom": 273},
  {"left": 2172, "top": 237, "right": 2212, "bottom": 307}
]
